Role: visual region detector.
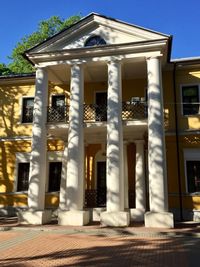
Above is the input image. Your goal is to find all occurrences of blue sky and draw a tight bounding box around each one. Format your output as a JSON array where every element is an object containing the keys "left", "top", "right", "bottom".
[{"left": 1, "top": 0, "right": 200, "bottom": 63}]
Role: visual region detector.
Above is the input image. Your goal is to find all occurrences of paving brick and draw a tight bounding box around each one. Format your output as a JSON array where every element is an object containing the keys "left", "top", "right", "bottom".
[{"left": 0, "top": 221, "right": 199, "bottom": 266}]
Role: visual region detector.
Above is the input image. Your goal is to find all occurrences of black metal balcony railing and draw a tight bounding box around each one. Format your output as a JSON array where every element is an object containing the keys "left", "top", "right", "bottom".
[
  {"left": 84, "top": 189, "right": 135, "bottom": 208},
  {"left": 122, "top": 101, "right": 147, "bottom": 120},
  {"left": 47, "top": 105, "right": 69, "bottom": 123},
  {"left": 47, "top": 101, "right": 147, "bottom": 123},
  {"left": 84, "top": 104, "right": 107, "bottom": 122}
]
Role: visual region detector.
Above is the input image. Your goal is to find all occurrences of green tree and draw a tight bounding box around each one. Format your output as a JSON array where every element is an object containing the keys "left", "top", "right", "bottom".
[
  {"left": 0, "top": 63, "right": 13, "bottom": 76},
  {"left": 2, "top": 15, "right": 81, "bottom": 74}
]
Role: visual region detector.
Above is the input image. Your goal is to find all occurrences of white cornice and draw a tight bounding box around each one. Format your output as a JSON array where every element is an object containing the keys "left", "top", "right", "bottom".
[{"left": 27, "top": 39, "right": 168, "bottom": 65}]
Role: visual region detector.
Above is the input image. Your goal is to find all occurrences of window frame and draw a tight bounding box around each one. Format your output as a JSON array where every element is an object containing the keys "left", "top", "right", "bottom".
[
  {"left": 84, "top": 35, "right": 107, "bottom": 47},
  {"left": 46, "top": 151, "right": 63, "bottom": 193},
  {"left": 14, "top": 153, "right": 31, "bottom": 193},
  {"left": 20, "top": 96, "right": 34, "bottom": 124},
  {"left": 51, "top": 94, "right": 66, "bottom": 107},
  {"left": 180, "top": 84, "right": 200, "bottom": 116},
  {"left": 48, "top": 161, "right": 62, "bottom": 193},
  {"left": 184, "top": 149, "right": 200, "bottom": 195}
]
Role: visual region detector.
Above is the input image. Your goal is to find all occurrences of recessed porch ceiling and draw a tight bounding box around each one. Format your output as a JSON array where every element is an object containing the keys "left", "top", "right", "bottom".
[{"left": 48, "top": 57, "right": 147, "bottom": 84}]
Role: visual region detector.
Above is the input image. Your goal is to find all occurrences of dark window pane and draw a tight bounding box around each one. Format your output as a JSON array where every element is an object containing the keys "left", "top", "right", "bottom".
[
  {"left": 182, "top": 86, "right": 199, "bottom": 115},
  {"left": 85, "top": 36, "right": 106, "bottom": 47},
  {"left": 22, "top": 98, "right": 34, "bottom": 123},
  {"left": 17, "top": 163, "right": 30, "bottom": 191},
  {"left": 187, "top": 161, "right": 200, "bottom": 193},
  {"left": 48, "top": 162, "right": 62, "bottom": 192},
  {"left": 52, "top": 95, "right": 65, "bottom": 107}
]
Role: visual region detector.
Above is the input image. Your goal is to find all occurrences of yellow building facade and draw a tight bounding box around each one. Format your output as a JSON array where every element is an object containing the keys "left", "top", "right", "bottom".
[{"left": 0, "top": 13, "right": 200, "bottom": 227}]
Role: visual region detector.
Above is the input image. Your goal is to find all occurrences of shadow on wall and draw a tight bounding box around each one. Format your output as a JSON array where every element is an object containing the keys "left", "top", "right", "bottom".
[{"left": 0, "top": 83, "right": 33, "bottom": 205}]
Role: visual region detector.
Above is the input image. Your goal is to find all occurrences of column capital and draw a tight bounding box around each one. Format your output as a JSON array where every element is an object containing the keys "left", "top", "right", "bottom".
[{"left": 106, "top": 59, "right": 122, "bottom": 66}]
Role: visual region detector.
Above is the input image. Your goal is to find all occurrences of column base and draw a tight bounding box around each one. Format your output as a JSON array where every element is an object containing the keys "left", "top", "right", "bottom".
[
  {"left": 18, "top": 209, "right": 52, "bottom": 225},
  {"left": 58, "top": 210, "right": 90, "bottom": 226},
  {"left": 130, "top": 208, "right": 145, "bottom": 222},
  {"left": 100, "top": 211, "right": 130, "bottom": 227},
  {"left": 145, "top": 211, "right": 174, "bottom": 228}
]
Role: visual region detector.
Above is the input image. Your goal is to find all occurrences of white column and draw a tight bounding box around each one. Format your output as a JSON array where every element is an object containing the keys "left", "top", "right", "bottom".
[
  {"left": 59, "top": 142, "right": 68, "bottom": 210},
  {"left": 124, "top": 143, "right": 129, "bottom": 209},
  {"left": 145, "top": 56, "right": 174, "bottom": 228},
  {"left": 18, "top": 68, "right": 52, "bottom": 225},
  {"left": 135, "top": 140, "right": 146, "bottom": 212},
  {"left": 101, "top": 60, "right": 130, "bottom": 227},
  {"left": 58, "top": 64, "right": 89, "bottom": 226}
]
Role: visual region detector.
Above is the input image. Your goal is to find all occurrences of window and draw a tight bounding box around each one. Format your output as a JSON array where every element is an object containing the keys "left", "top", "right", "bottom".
[
  {"left": 50, "top": 95, "right": 66, "bottom": 122},
  {"left": 17, "top": 163, "right": 30, "bottom": 191},
  {"left": 22, "top": 97, "right": 34, "bottom": 123},
  {"left": 52, "top": 95, "right": 65, "bottom": 107},
  {"left": 186, "top": 161, "right": 200, "bottom": 193},
  {"left": 182, "top": 85, "right": 200, "bottom": 115},
  {"left": 48, "top": 162, "right": 62, "bottom": 192},
  {"left": 85, "top": 35, "right": 106, "bottom": 47}
]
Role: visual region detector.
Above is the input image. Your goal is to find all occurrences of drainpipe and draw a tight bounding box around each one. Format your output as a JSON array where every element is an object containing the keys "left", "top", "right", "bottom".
[{"left": 173, "top": 63, "right": 183, "bottom": 221}]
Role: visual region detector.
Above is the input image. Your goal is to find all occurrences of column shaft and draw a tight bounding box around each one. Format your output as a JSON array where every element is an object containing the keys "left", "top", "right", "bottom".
[
  {"left": 135, "top": 140, "right": 146, "bottom": 211},
  {"left": 106, "top": 61, "right": 124, "bottom": 212},
  {"left": 66, "top": 64, "right": 84, "bottom": 211},
  {"left": 28, "top": 68, "right": 48, "bottom": 210},
  {"left": 59, "top": 143, "right": 68, "bottom": 210},
  {"left": 124, "top": 143, "right": 129, "bottom": 209},
  {"left": 147, "top": 57, "right": 168, "bottom": 212}
]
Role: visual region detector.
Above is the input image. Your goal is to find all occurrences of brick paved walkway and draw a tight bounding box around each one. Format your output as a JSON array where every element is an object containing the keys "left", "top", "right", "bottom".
[{"left": 0, "top": 220, "right": 199, "bottom": 266}]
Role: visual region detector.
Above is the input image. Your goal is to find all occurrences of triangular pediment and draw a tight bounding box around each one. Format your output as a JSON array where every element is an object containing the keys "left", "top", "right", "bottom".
[{"left": 28, "top": 13, "right": 170, "bottom": 54}]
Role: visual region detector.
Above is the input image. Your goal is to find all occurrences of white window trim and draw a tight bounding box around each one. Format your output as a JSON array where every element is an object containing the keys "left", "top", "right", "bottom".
[
  {"left": 19, "top": 96, "right": 35, "bottom": 124},
  {"left": 184, "top": 149, "right": 200, "bottom": 195},
  {"left": 180, "top": 84, "right": 200, "bottom": 116},
  {"left": 46, "top": 151, "right": 63, "bottom": 193},
  {"left": 14, "top": 152, "right": 31, "bottom": 193}
]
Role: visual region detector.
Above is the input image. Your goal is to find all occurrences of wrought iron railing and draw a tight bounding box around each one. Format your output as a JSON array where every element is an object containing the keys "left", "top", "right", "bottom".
[
  {"left": 84, "top": 189, "right": 135, "bottom": 208},
  {"left": 84, "top": 104, "right": 107, "bottom": 122},
  {"left": 47, "top": 101, "right": 147, "bottom": 123},
  {"left": 47, "top": 105, "right": 69, "bottom": 123},
  {"left": 85, "top": 189, "right": 106, "bottom": 208},
  {"left": 122, "top": 101, "right": 147, "bottom": 120}
]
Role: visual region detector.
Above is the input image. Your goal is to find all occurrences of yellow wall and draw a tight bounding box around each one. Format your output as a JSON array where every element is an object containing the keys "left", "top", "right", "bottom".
[{"left": 0, "top": 81, "right": 35, "bottom": 137}]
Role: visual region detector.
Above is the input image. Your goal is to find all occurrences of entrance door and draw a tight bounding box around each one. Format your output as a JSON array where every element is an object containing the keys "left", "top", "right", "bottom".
[
  {"left": 95, "top": 92, "right": 107, "bottom": 121},
  {"left": 97, "top": 161, "right": 106, "bottom": 206}
]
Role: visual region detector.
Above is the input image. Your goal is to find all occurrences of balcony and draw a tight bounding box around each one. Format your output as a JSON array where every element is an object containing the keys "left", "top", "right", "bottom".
[
  {"left": 47, "top": 105, "right": 69, "bottom": 123},
  {"left": 47, "top": 100, "right": 147, "bottom": 123}
]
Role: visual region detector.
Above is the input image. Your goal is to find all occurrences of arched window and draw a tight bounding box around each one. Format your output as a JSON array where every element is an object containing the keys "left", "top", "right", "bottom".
[{"left": 84, "top": 35, "right": 106, "bottom": 47}]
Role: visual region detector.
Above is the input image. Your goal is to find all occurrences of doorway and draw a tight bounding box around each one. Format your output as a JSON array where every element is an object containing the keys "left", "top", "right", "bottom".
[
  {"left": 95, "top": 92, "right": 107, "bottom": 121},
  {"left": 97, "top": 161, "right": 106, "bottom": 206}
]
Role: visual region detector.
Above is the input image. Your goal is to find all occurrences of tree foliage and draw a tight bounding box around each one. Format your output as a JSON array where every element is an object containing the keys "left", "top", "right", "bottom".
[{"left": 1, "top": 15, "right": 81, "bottom": 75}]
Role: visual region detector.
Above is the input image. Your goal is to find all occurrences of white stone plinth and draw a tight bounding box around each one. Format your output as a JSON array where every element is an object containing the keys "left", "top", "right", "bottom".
[
  {"left": 100, "top": 211, "right": 130, "bottom": 227},
  {"left": 58, "top": 210, "right": 90, "bottom": 226},
  {"left": 18, "top": 210, "right": 52, "bottom": 225},
  {"left": 92, "top": 208, "right": 106, "bottom": 222},
  {"left": 130, "top": 208, "right": 145, "bottom": 222},
  {"left": 145, "top": 211, "right": 174, "bottom": 228}
]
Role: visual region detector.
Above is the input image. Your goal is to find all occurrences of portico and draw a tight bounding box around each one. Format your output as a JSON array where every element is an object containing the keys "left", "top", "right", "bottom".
[{"left": 18, "top": 13, "right": 174, "bottom": 228}]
